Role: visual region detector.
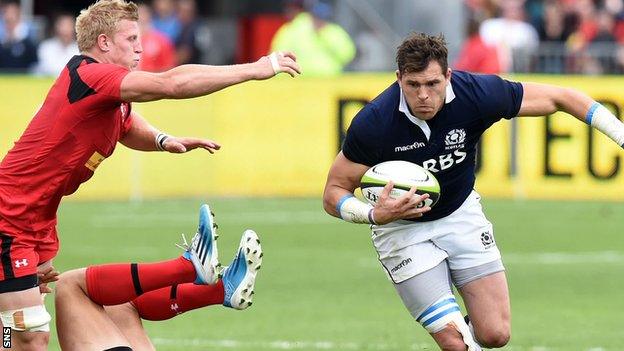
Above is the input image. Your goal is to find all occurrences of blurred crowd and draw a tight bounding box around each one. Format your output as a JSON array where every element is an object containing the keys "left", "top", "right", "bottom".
[
  {"left": 3, "top": 0, "right": 624, "bottom": 76},
  {"left": 0, "top": 0, "right": 207, "bottom": 75},
  {"left": 457, "top": 0, "right": 624, "bottom": 74},
  {"left": 0, "top": 0, "right": 355, "bottom": 76}
]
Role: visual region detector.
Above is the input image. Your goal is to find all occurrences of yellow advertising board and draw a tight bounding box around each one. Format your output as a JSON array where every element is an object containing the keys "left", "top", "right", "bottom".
[{"left": 0, "top": 74, "right": 622, "bottom": 200}]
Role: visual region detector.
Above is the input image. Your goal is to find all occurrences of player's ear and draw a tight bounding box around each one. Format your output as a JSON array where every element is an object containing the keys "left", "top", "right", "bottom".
[
  {"left": 97, "top": 33, "right": 110, "bottom": 52},
  {"left": 446, "top": 68, "right": 452, "bottom": 80},
  {"left": 396, "top": 70, "right": 401, "bottom": 82}
]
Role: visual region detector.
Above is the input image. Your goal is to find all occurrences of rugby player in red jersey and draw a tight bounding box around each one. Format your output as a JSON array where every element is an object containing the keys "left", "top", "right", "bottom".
[{"left": 0, "top": 1, "right": 299, "bottom": 350}]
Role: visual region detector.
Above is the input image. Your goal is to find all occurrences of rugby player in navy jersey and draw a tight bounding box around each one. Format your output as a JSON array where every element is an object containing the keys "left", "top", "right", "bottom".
[
  {"left": 323, "top": 33, "right": 624, "bottom": 350},
  {"left": 0, "top": 1, "right": 299, "bottom": 350}
]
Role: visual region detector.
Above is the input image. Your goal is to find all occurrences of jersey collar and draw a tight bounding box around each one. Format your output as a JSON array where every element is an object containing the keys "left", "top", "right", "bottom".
[{"left": 398, "top": 82, "right": 455, "bottom": 141}]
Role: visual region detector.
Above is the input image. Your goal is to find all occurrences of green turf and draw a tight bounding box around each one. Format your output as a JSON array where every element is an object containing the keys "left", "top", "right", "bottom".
[{"left": 44, "top": 198, "right": 624, "bottom": 350}]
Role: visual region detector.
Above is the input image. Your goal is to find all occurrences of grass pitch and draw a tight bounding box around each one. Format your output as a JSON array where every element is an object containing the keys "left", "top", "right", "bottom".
[{"left": 46, "top": 197, "right": 624, "bottom": 350}]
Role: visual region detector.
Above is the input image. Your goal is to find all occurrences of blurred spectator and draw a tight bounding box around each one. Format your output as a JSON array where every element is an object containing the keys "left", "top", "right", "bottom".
[
  {"left": 479, "top": 0, "right": 539, "bottom": 72},
  {"left": 351, "top": 29, "right": 392, "bottom": 72},
  {"left": 0, "top": 0, "right": 37, "bottom": 72},
  {"left": 283, "top": 0, "right": 305, "bottom": 21},
  {"left": 0, "top": 0, "right": 37, "bottom": 43},
  {"left": 138, "top": 2, "right": 176, "bottom": 72},
  {"left": 454, "top": 17, "right": 500, "bottom": 74},
  {"left": 566, "top": 0, "right": 598, "bottom": 49},
  {"left": 176, "top": 0, "right": 202, "bottom": 64},
  {"left": 271, "top": 0, "right": 356, "bottom": 76},
  {"left": 587, "top": 10, "right": 619, "bottom": 74},
  {"left": 463, "top": 0, "right": 498, "bottom": 21},
  {"left": 592, "top": 9, "right": 617, "bottom": 43},
  {"left": 537, "top": 0, "right": 574, "bottom": 42},
  {"left": 533, "top": 0, "right": 574, "bottom": 73},
  {"left": 152, "top": 0, "right": 181, "bottom": 43},
  {"left": 610, "top": 0, "right": 624, "bottom": 43},
  {"left": 33, "top": 13, "right": 79, "bottom": 76}
]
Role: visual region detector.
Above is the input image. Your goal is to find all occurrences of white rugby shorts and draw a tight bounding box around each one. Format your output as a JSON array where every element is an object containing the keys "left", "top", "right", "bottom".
[{"left": 372, "top": 190, "right": 501, "bottom": 283}]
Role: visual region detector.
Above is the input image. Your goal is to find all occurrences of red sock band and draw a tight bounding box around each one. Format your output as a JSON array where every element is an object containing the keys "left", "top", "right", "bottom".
[
  {"left": 86, "top": 257, "right": 196, "bottom": 305},
  {"left": 133, "top": 281, "right": 225, "bottom": 321}
]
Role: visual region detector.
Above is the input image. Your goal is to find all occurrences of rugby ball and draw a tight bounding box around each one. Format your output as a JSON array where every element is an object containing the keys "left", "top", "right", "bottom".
[{"left": 360, "top": 161, "right": 440, "bottom": 208}]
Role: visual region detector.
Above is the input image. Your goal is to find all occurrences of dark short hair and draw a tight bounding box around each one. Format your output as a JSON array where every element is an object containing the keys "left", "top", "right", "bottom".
[{"left": 396, "top": 33, "right": 448, "bottom": 74}]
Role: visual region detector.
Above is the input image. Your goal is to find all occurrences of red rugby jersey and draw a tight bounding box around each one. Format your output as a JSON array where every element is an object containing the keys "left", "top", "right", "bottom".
[{"left": 0, "top": 55, "right": 133, "bottom": 232}]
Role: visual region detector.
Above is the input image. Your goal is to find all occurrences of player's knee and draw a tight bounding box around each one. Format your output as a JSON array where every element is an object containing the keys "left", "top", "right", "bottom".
[
  {"left": 12, "top": 330, "right": 50, "bottom": 351},
  {"left": 55, "top": 268, "right": 86, "bottom": 294},
  {"left": 476, "top": 327, "right": 511, "bottom": 348},
  {"left": 1, "top": 305, "right": 52, "bottom": 333}
]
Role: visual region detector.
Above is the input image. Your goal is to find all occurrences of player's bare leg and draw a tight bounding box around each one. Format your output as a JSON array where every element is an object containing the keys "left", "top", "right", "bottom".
[
  {"left": 458, "top": 271, "right": 511, "bottom": 348},
  {"left": 0, "top": 287, "right": 49, "bottom": 351},
  {"left": 105, "top": 303, "right": 156, "bottom": 351},
  {"left": 0, "top": 259, "right": 58, "bottom": 351},
  {"left": 55, "top": 268, "right": 132, "bottom": 350},
  {"left": 55, "top": 204, "right": 221, "bottom": 349}
]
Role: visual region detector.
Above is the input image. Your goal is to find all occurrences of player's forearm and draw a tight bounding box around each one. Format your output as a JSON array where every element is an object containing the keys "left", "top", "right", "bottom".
[
  {"left": 161, "top": 63, "right": 260, "bottom": 99},
  {"left": 553, "top": 88, "right": 595, "bottom": 123},
  {"left": 119, "top": 114, "right": 160, "bottom": 151},
  {"left": 322, "top": 184, "right": 353, "bottom": 218},
  {"left": 322, "top": 183, "right": 379, "bottom": 224},
  {"left": 556, "top": 89, "right": 624, "bottom": 147}
]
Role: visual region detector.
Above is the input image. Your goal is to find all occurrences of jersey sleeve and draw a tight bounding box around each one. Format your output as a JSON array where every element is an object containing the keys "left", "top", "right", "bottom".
[
  {"left": 471, "top": 74, "right": 523, "bottom": 126},
  {"left": 342, "top": 105, "right": 383, "bottom": 166},
  {"left": 77, "top": 63, "right": 130, "bottom": 102}
]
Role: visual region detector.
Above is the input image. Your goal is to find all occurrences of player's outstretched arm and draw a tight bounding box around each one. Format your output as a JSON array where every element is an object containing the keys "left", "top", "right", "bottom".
[
  {"left": 519, "top": 82, "right": 624, "bottom": 147},
  {"left": 120, "top": 51, "right": 301, "bottom": 102},
  {"left": 120, "top": 111, "right": 221, "bottom": 153},
  {"left": 323, "top": 152, "right": 430, "bottom": 225}
]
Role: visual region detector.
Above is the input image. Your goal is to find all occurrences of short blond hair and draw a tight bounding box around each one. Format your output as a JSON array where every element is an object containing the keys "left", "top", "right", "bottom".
[{"left": 75, "top": 0, "right": 139, "bottom": 52}]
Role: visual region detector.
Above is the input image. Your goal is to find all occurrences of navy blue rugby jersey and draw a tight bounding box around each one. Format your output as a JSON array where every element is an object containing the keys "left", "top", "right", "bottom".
[{"left": 342, "top": 71, "right": 523, "bottom": 221}]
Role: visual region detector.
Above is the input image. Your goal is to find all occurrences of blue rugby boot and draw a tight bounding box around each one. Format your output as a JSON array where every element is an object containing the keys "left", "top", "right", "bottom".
[
  {"left": 222, "top": 229, "right": 263, "bottom": 310},
  {"left": 179, "top": 204, "right": 221, "bottom": 285}
]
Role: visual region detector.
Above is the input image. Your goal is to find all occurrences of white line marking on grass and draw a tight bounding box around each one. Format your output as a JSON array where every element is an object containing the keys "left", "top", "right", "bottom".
[
  {"left": 151, "top": 339, "right": 611, "bottom": 351},
  {"left": 151, "top": 338, "right": 432, "bottom": 350}
]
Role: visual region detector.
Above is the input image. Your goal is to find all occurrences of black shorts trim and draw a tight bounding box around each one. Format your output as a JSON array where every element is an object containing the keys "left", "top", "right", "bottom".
[
  {"left": 103, "top": 347, "right": 133, "bottom": 351},
  {"left": 0, "top": 233, "right": 15, "bottom": 279},
  {"left": 0, "top": 274, "right": 38, "bottom": 293}
]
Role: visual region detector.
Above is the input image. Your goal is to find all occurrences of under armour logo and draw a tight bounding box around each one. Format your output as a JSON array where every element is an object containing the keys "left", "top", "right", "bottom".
[
  {"left": 14, "top": 259, "right": 28, "bottom": 268},
  {"left": 170, "top": 303, "right": 179, "bottom": 312}
]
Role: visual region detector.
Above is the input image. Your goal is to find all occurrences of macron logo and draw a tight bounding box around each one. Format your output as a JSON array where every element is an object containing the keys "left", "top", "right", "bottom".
[
  {"left": 395, "top": 141, "right": 426, "bottom": 152},
  {"left": 391, "top": 258, "right": 412, "bottom": 273}
]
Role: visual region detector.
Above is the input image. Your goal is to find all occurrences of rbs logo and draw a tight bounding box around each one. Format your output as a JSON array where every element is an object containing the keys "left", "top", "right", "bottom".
[{"left": 422, "top": 150, "right": 467, "bottom": 173}]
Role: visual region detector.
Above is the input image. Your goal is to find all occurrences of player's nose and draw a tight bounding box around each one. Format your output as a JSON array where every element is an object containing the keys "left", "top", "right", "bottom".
[{"left": 416, "top": 88, "right": 428, "bottom": 100}]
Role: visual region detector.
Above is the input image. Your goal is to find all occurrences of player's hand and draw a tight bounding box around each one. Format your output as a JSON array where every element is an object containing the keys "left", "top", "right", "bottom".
[
  {"left": 37, "top": 265, "right": 60, "bottom": 294},
  {"left": 256, "top": 51, "right": 301, "bottom": 79},
  {"left": 163, "top": 137, "right": 221, "bottom": 154},
  {"left": 372, "top": 181, "right": 431, "bottom": 225}
]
